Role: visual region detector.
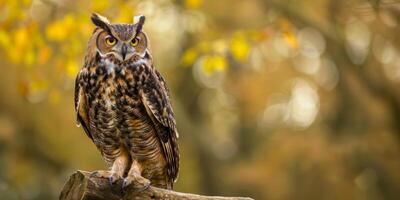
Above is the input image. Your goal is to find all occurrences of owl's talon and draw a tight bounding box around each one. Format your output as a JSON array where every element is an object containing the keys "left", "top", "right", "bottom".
[
  {"left": 109, "top": 176, "right": 115, "bottom": 186},
  {"left": 109, "top": 173, "right": 121, "bottom": 187},
  {"left": 122, "top": 179, "right": 129, "bottom": 189},
  {"left": 122, "top": 175, "right": 151, "bottom": 191},
  {"left": 90, "top": 170, "right": 109, "bottom": 178},
  {"left": 90, "top": 170, "right": 121, "bottom": 187},
  {"left": 90, "top": 171, "right": 99, "bottom": 178},
  {"left": 135, "top": 181, "right": 150, "bottom": 192}
]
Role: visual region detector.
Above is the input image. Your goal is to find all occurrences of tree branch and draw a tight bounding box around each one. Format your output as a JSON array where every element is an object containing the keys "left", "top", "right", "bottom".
[{"left": 59, "top": 171, "right": 254, "bottom": 200}]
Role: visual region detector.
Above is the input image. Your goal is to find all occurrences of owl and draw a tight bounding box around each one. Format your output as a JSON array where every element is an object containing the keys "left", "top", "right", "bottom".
[{"left": 74, "top": 13, "right": 179, "bottom": 190}]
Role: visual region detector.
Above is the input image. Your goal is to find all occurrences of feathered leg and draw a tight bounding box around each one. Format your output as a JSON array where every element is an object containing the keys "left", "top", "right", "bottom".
[{"left": 91, "top": 147, "right": 130, "bottom": 185}]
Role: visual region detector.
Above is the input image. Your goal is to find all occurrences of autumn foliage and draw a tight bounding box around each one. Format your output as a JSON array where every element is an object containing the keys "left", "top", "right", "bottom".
[{"left": 1, "top": 0, "right": 400, "bottom": 200}]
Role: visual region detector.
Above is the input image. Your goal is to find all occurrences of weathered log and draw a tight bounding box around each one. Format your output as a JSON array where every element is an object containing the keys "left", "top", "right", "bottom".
[{"left": 59, "top": 171, "right": 254, "bottom": 200}]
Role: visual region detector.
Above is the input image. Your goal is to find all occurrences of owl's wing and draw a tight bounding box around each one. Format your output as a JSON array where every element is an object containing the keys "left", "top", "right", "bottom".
[
  {"left": 155, "top": 70, "right": 171, "bottom": 99},
  {"left": 140, "top": 68, "right": 179, "bottom": 183},
  {"left": 74, "top": 71, "right": 93, "bottom": 140}
]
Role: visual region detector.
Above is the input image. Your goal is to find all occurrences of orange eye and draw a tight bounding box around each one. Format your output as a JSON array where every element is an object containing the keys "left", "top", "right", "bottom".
[
  {"left": 131, "top": 38, "right": 139, "bottom": 46},
  {"left": 105, "top": 37, "right": 117, "bottom": 46}
]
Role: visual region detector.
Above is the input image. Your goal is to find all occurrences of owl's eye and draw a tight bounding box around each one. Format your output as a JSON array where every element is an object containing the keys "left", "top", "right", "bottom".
[
  {"left": 131, "top": 38, "right": 139, "bottom": 46},
  {"left": 105, "top": 37, "right": 117, "bottom": 46}
]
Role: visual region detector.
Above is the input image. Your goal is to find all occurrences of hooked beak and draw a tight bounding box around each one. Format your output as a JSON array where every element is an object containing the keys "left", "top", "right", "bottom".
[{"left": 121, "top": 44, "right": 128, "bottom": 60}]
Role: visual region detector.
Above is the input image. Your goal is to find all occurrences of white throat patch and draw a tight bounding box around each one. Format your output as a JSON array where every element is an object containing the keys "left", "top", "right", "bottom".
[{"left": 104, "top": 59, "right": 116, "bottom": 74}]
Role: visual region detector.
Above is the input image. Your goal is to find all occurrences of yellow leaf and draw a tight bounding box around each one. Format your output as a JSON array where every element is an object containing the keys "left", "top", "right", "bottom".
[
  {"left": 202, "top": 55, "right": 227, "bottom": 75},
  {"left": 6, "top": 1, "right": 26, "bottom": 21},
  {"left": 14, "top": 28, "right": 28, "bottom": 50},
  {"left": 8, "top": 46, "right": 21, "bottom": 64},
  {"left": 38, "top": 46, "right": 52, "bottom": 65},
  {"left": 213, "top": 56, "right": 227, "bottom": 71},
  {"left": 33, "top": 32, "right": 45, "bottom": 47},
  {"left": 283, "top": 30, "right": 298, "bottom": 49},
  {"left": 185, "top": 0, "right": 202, "bottom": 9},
  {"left": 181, "top": 48, "right": 198, "bottom": 66},
  {"left": 46, "top": 22, "right": 67, "bottom": 41},
  {"left": 46, "top": 15, "right": 75, "bottom": 41},
  {"left": 66, "top": 60, "right": 79, "bottom": 78},
  {"left": 91, "top": 0, "right": 109, "bottom": 12},
  {"left": 230, "top": 33, "right": 250, "bottom": 61},
  {"left": 24, "top": 49, "right": 35, "bottom": 67},
  {"left": 202, "top": 56, "right": 213, "bottom": 75},
  {"left": 79, "top": 21, "right": 92, "bottom": 37},
  {"left": 0, "top": 30, "right": 11, "bottom": 48},
  {"left": 116, "top": 4, "right": 134, "bottom": 23},
  {"left": 63, "top": 14, "right": 75, "bottom": 29},
  {"left": 22, "top": 0, "right": 32, "bottom": 6}
]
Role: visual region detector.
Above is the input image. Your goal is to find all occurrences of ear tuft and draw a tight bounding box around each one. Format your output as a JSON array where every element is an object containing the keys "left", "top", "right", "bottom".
[
  {"left": 91, "top": 13, "right": 111, "bottom": 32},
  {"left": 134, "top": 15, "right": 146, "bottom": 33}
]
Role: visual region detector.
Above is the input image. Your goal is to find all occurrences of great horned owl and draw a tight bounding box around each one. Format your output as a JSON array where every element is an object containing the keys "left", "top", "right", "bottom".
[{"left": 74, "top": 13, "right": 179, "bottom": 190}]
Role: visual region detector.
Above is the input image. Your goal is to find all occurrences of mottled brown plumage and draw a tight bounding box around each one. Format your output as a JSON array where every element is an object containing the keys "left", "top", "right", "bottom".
[{"left": 74, "top": 13, "right": 179, "bottom": 190}]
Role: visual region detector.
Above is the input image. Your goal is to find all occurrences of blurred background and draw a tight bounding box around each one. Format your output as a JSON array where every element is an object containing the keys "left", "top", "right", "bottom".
[{"left": 1, "top": 0, "right": 400, "bottom": 199}]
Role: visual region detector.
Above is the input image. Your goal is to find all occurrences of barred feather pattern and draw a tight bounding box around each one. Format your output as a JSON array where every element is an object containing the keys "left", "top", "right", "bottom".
[{"left": 75, "top": 53, "right": 179, "bottom": 189}]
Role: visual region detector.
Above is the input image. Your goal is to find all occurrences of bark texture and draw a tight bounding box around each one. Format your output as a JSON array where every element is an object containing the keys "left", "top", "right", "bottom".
[{"left": 59, "top": 171, "right": 254, "bottom": 200}]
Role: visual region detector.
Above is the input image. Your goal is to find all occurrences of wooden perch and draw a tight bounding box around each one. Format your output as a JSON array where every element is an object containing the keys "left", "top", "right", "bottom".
[{"left": 59, "top": 171, "right": 254, "bottom": 200}]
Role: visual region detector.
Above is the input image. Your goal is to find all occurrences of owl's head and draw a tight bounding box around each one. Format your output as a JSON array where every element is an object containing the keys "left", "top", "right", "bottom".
[{"left": 89, "top": 13, "right": 148, "bottom": 62}]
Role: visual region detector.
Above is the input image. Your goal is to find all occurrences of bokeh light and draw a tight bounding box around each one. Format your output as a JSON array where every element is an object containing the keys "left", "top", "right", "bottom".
[{"left": 1, "top": 0, "right": 400, "bottom": 199}]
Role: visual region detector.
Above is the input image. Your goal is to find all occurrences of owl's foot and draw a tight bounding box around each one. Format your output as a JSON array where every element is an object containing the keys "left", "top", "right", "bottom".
[
  {"left": 90, "top": 170, "right": 121, "bottom": 186},
  {"left": 122, "top": 174, "right": 151, "bottom": 191}
]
